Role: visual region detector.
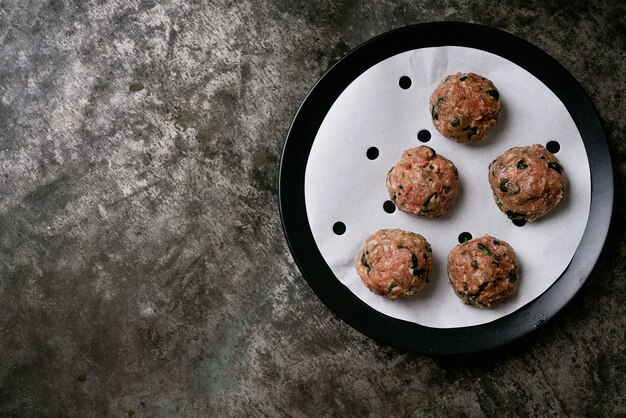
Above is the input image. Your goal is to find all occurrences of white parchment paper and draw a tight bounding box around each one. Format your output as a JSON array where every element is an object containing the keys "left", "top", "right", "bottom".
[{"left": 304, "top": 46, "right": 591, "bottom": 328}]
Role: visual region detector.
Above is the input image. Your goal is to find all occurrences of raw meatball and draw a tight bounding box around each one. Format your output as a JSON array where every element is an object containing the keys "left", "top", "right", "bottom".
[
  {"left": 489, "top": 144, "right": 566, "bottom": 222},
  {"left": 356, "top": 229, "right": 432, "bottom": 299},
  {"left": 386, "top": 146, "right": 459, "bottom": 218},
  {"left": 430, "top": 72, "right": 501, "bottom": 143},
  {"left": 447, "top": 235, "right": 518, "bottom": 308}
]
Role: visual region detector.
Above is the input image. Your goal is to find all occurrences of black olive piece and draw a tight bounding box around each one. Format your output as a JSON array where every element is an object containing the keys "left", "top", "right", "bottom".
[
  {"left": 423, "top": 192, "right": 437, "bottom": 207},
  {"left": 413, "top": 268, "right": 425, "bottom": 277},
  {"left": 499, "top": 178, "right": 510, "bottom": 193},
  {"left": 487, "top": 89, "right": 499, "bottom": 99}
]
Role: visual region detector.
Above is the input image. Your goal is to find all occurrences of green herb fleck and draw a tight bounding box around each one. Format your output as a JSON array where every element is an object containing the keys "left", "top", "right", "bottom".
[
  {"left": 389, "top": 282, "right": 398, "bottom": 290},
  {"left": 128, "top": 83, "right": 144, "bottom": 92},
  {"left": 548, "top": 162, "right": 562, "bottom": 174},
  {"left": 459, "top": 76, "right": 468, "bottom": 81},
  {"left": 391, "top": 193, "right": 397, "bottom": 201},
  {"left": 451, "top": 118, "right": 461, "bottom": 127},
  {"left": 477, "top": 243, "right": 492, "bottom": 255},
  {"left": 508, "top": 270, "right": 518, "bottom": 282},
  {"left": 437, "top": 97, "right": 445, "bottom": 106},
  {"left": 463, "top": 291, "right": 478, "bottom": 301},
  {"left": 516, "top": 160, "right": 528, "bottom": 170},
  {"left": 361, "top": 252, "right": 370, "bottom": 272},
  {"left": 431, "top": 105, "right": 438, "bottom": 120},
  {"left": 471, "top": 260, "right": 479, "bottom": 269}
]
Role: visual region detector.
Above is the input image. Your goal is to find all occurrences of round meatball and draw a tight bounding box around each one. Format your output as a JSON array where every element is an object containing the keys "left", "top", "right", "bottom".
[
  {"left": 489, "top": 144, "right": 566, "bottom": 222},
  {"left": 447, "top": 235, "right": 518, "bottom": 308},
  {"left": 386, "top": 146, "right": 459, "bottom": 218},
  {"left": 429, "top": 72, "right": 501, "bottom": 143},
  {"left": 356, "top": 229, "right": 432, "bottom": 299}
]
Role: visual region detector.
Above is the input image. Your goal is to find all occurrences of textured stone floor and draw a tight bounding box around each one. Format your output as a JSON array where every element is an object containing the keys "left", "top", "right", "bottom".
[{"left": 0, "top": 1, "right": 624, "bottom": 416}]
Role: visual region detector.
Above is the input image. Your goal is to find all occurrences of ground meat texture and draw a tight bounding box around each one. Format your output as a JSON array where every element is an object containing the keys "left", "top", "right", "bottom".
[
  {"left": 447, "top": 235, "right": 518, "bottom": 308},
  {"left": 356, "top": 229, "right": 432, "bottom": 299},
  {"left": 488, "top": 144, "right": 566, "bottom": 222},
  {"left": 386, "top": 146, "right": 459, "bottom": 218},
  {"left": 429, "top": 72, "right": 501, "bottom": 143}
]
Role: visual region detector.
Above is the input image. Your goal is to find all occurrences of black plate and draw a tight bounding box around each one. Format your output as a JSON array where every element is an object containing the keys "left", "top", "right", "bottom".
[{"left": 278, "top": 22, "right": 613, "bottom": 354}]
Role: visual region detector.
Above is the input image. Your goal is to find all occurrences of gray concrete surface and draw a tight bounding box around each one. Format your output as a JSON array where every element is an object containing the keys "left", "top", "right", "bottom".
[{"left": 0, "top": 0, "right": 624, "bottom": 416}]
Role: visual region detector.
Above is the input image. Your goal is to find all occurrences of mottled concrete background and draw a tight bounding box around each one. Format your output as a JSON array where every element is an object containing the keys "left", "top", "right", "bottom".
[{"left": 0, "top": 0, "right": 624, "bottom": 416}]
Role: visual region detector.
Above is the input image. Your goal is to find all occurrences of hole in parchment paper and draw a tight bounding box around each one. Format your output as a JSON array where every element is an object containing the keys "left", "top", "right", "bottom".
[
  {"left": 546, "top": 141, "right": 560, "bottom": 153},
  {"left": 383, "top": 200, "right": 396, "bottom": 214},
  {"left": 417, "top": 130, "right": 431, "bottom": 143},
  {"left": 366, "top": 147, "right": 379, "bottom": 160},
  {"left": 458, "top": 232, "right": 472, "bottom": 243},
  {"left": 333, "top": 222, "right": 346, "bottom": 235},
  {"left": 512, "top": 219, "right": 527, "bottom": 227},
  {"left": 399, "top": 76, "right": 412, "bottom": 89}
]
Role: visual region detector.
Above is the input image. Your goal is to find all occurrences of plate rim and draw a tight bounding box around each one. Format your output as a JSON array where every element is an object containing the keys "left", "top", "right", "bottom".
[{"left": 278, "top": 21, "right": 614, "bottom": 354}]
